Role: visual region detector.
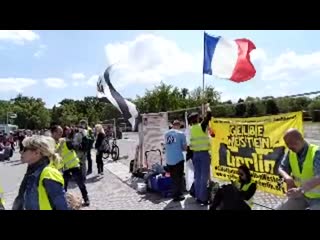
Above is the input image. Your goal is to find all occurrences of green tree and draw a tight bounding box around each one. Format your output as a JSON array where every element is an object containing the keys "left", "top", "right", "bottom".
[
  {"left": 246, "top": 102, "right": 258, "bottom": 117},
  {"left": 181, "top": 88, "right": 189, "bottom": 99},
  {"left": 265, "top": 99, "right": 279, "bottom": 115},
  {"left": 235, "top": 98, "right": 246, "bottom": 117},
  {"left": 12, "top": 94, "right": 51, "bottom": 129},
  {"left": 308, "top": 99, "right": 320, "bottom": 122}
]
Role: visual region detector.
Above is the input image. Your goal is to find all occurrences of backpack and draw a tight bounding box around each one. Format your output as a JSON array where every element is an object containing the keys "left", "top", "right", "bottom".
[
  {"left": 80, "top": 135, "right": 91, "bottom": 151},
  {"left": 98, "top": 137, "right": 109, "bottom": 153}
]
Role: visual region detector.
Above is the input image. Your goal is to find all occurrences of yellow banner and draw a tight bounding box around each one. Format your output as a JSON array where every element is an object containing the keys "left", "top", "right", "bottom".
[{"left": 209, "top": 111, "right": 303, "bottom": 196}]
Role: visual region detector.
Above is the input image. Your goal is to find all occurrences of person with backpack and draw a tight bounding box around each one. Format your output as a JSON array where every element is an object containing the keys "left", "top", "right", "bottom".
[
  {"left": 73, "top": 126, "right": 89, "bottom": 181},
  {"left": 51, "top": 125, "right": 90, "bottom": 207},
  {"left": 95, "top": 124, "right": 106, "bottom": 175},
  {"left": 79, "top": 120, "right": 94, "bottom": 176}
]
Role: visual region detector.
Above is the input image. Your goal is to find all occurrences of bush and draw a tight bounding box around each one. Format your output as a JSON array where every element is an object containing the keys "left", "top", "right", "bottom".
[{"left": 308, "top": 100, "right": 320, "bottom": 122}]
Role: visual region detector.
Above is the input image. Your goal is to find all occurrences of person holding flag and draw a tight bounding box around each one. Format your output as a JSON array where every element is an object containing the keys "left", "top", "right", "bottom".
[{"left": 188, "top": 103, "right": 212, "bottom": 205}]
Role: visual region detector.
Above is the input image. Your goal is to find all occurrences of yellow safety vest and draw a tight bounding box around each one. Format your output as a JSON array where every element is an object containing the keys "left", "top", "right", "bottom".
[
  {"left": 240, "top": 181, "right": 255, "bottom": 208},
  {"left": 38, "top": 166, "right": 64, "bottom": 210},
  {"left": 0, "top": 184, "right": 4, "bottom": 206},
  {"left": 190, "top": 124, "right": 210, "bottom": 151},
  {"left": 88, "top": 127, "right": 94, "bottom": 140},
  {"left": 56, "top": 139, "right": 80, "bottom": 171},
  {"left": 289, "top": 144, "right": 320, "bottom": 199}
]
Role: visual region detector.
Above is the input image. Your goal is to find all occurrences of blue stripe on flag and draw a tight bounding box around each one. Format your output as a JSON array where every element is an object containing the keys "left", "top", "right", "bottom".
[{"left": 203, "top": 32, "right": 220, "bottom": 75}]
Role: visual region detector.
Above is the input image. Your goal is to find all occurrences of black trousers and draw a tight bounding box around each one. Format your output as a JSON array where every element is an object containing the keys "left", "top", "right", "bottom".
[
  {"left": 96, "top": 151, "right": 104, "bottom": 174},
  {"left": 63, "top": 167, "right": 89, "bottom": 201},
  {"left": 87, "top": 150, "right": 92, "bottom": 172},
  {"left": 11, "top": 142, "right": 15, "bottom": 151},
  {"left": 167, "top": 160, "right": 184, "bottom": 198}
]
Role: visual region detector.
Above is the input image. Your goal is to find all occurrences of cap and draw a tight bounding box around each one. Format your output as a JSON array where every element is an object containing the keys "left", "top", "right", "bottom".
[
  {"left": 188, "top": 112, "right": 199, "bottom": 119},
  {"left": 173, "top": 120, "right": 180, "bottom": 125}
]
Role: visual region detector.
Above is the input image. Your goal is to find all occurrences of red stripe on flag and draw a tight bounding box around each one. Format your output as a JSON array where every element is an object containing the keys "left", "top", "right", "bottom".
[{"left": 230, "top": 39, "right": 256, "bottom": 83}]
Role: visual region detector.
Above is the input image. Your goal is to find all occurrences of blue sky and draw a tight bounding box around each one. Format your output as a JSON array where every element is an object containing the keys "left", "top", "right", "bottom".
[{"left": 1, "top": 30, "right": 320, "bottom": 108}]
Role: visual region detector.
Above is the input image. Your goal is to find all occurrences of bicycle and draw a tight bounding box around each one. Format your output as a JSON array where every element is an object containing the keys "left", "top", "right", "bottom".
[{"left": 102, "top": 137, "right": 120, "bottom": 161}]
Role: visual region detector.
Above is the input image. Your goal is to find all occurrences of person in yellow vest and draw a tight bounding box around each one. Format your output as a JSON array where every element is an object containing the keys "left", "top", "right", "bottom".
[
  {"left": 188, "top": 103, "right": 212, "bottom": 205},
  {"left": 12, "top": 135, "right": 69, "bottom": 210},
  {"left": 0, "top": 183, "right": 5, "bottom": 210},
  {"left": 80, "top": 120, "right": 94, "bottom": 176},
  {"left": 51, "top": 125, "right": 90, "bottom": 207},
  {"left": 210, "top": 164, "right": 256, "bottom": 210},
  {"left": 234, "top": 164, "right": 257, "bottom": 209},
  {"left": 278, "top": 128, "right": 320, "bottom": 210}
]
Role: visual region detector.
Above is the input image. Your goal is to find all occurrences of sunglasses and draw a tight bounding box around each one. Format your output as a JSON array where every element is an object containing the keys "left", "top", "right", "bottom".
[{"left": 22, "top": 147, "right": 36, "bottom": 153}]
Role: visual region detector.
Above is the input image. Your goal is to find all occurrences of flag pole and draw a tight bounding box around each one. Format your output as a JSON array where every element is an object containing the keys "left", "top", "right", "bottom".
[
  {"left": 202, "top": 73, "right": 205, "bottom": 116},
  {"left": 202, "top": 30, "right": 206, "bottom": 116}
]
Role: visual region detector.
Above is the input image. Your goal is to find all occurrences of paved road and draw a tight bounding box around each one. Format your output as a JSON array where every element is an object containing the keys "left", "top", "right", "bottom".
[
  {"left": 0, "top": 145, "right": 206, "bottom": 210},
  {"left": 2, "top": 131, "right": 318, "bottom": 210}
]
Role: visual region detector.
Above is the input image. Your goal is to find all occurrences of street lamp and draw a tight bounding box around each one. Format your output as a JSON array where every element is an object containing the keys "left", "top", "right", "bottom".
[
  {"left": 6, "top": 112, "right": 17, "bottom": 125},
  {"left": 6, "top": 100, "right": 15, "bottom": 125}
]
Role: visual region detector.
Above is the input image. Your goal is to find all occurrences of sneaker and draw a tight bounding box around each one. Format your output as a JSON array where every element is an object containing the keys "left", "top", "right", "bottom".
[
  {"left": 173, "top": 196, "right": 185, "bottom": 202},
  {"left": 86, "top": 170, "right": 92, "bottom": 176},
  {"left": 197, "top": 200, "right": 209, "bottom": 206},
  {"left": 82, "top": 199, "right": 90, "bottom": 207},
  {"left": 101, "top": 172, "right": 104, "bottom": 175}
]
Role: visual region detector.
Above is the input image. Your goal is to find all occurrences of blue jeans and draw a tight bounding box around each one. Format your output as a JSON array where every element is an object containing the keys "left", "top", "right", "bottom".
[{"left": 192, "top": 151, "right": 211, "bottom": 202}]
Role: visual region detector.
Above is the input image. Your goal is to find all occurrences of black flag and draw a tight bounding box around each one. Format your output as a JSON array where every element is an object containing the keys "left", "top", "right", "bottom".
[{"left": 97, "top": 65, "right": 139, "bottom": 130}]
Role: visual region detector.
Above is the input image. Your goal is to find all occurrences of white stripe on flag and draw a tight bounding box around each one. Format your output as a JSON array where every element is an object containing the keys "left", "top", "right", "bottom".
[{"left": 97, "top": 66, "right": 139, "bottom": 130}]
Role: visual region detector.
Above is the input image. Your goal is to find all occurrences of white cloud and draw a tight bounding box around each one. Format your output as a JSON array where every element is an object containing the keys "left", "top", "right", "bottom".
[
  {"left": 71, "top": 73, "right": 87, "bottom": 86},
  {"left": 44, "top": 78, "right": 67, "bottom": 88},
  {"left": 87, "top": 75, "right": 99, "bottom": 86},
  {"left": 0, "top": 78, "right": 37, "bottom": 92},
  {"left": 104, "top": 34, "right": 201, "bottom": 87},
  {"left": 0, "top": 30, "right": 39, "bottom": 44},
  {"left": 261, "top": 50, "right": 320, "bottom": 81},
  {"left": 251, "top": 48, "right": 267, "bottom": 63},
  {"left": 71, "top": 73, "right": 86, "bottom": 80},
  {"left": 34, "top": 44, "right": 47, "bottom": 58}
]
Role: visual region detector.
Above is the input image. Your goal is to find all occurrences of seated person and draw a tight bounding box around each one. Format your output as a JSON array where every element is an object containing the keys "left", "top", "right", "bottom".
[{"left": 210, "top": 164, "right": 257, "bottom": 210}]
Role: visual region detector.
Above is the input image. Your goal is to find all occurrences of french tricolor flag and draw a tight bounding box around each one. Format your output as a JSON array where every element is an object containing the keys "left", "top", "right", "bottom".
[{"left": 203, "top": 32, "right": 256, "bottom": 83}]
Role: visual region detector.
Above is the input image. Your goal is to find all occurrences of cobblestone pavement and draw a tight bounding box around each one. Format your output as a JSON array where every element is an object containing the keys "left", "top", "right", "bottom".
[
  {"left": 0, "top": 147, "right": 206, "bottom": 210},
  {"left": 1, "top": 132, "right": 302, "bottom": 210},
  {"left": 115, "top": 133, "right": 288, "bottom": 210}
]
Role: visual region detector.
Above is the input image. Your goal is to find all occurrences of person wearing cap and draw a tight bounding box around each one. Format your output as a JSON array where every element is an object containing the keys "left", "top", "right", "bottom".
[
  {"left": 188, "top": 103, "right": 212, "bottom": 205},
  {"left": 73, "top": 124, "right": 88, "bottom": 180},
  {"left": 79, "top": 120, "right": 94, "bottom": 176},
  {"left": 164, "top": 120, "right": 187, "bottom": 202}
]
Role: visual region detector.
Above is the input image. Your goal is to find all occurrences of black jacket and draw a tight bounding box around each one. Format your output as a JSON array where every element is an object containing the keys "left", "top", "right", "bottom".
[{"left": 95, "top": 133, "right": 105, "bottom": 150}]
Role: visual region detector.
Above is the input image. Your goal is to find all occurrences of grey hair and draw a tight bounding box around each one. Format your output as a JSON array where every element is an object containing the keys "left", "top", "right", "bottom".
[
  {"left": 95, "top": 124, "right": 105, "bottom": 134},
  {"left": 22, "top": 135, "right": 61, "bottom": 167}
]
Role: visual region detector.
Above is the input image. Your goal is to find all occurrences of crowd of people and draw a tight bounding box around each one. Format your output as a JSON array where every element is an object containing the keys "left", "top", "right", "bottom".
[
  {"left": 0, "top": 120, "right": 114, "bottom": 210},
  {"left": 163, "top": 104, "right": 320, "bottom": 210},
  {"left": 1, "top": 105, "right": 320, "bottom": 210}
]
